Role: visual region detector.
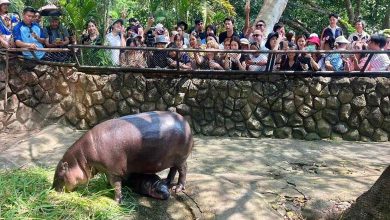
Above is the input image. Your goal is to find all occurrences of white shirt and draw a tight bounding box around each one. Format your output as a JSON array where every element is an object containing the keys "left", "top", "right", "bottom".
[{"left": 105, "top": 32, "right": 122, "bottom": 65}]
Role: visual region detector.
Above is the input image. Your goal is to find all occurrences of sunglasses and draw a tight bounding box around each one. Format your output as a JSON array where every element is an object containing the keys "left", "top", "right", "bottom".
[{"left": 256, "top": 24, "right": 264, "bottom": 27}]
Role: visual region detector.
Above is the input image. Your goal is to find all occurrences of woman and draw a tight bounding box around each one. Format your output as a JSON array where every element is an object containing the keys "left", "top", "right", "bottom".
[
  {"left": 345, "top": 41, "right": 370, "bottom": 71},
  {"left": 265, "top": 32, "right": 283, "bottom": 70},
  {"left": 0, "top": 0, "right": 13, "bottom": 48},
  {"left": 295, "top": 35, "right": 306, "bottom": 51},
  {"left": 166, "top": 42, "right": 192, "bottom": 70},
  {"left": 280, "top": 43, "right": 304, "bottom": 71},
  {"left": 81, "top": 19, "right": 102, "bottom": 45},
  {"left": 195, "top": 41, "right": 224, "bottom": 70},
  {"left": 122, "top": 38, "right": 146, "bottom": 68},
  {"left": 173, "top": 34, "right": 186, "bottom": 49},
  {"left": 223, "top": 36, "right": 246, "bottom": 70},
  {"left": 104, "top": 19, "right": 126, "bottom": 65}
]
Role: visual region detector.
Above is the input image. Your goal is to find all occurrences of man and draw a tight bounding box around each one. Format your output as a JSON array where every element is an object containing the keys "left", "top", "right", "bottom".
[
  {"left": 348, "top": 19, "right": 369, "bottom": 43},
  {"left": 320, "top": 13, "right": 343, "bottom": 49},
  {"left": 192, "top": 18, "right": 206, "bottom": 43},
  {"left": 13, "top": 7, "right": 46, "bottom": 59},
  {"left": 250, "top": 29, "right": 265, "bottom": 48},
  {"left": 367, "top": 34, "right": 390, "bottom": 71},
  {"left": 44, "top": 16, "right": 69, "bottom": 48},
  {"left": 218, "top": 17, "right": 239, "bottom": 45},
  {"left": 33, "top": 11, "right": 41, "bottom": 25},
  {"left": 255, "top": 20, "right": 266, "bottom": 33}
]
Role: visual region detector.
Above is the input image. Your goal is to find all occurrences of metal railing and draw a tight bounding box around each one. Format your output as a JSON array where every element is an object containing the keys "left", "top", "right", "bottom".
[{"left": 1, "top": 46, "right": 389, "bottom": 78}]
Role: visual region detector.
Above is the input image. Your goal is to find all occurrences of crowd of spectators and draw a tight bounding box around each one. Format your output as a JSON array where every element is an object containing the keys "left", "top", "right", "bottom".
[{"left": 0, "top": 1, "right": 389, "bottom": 71}]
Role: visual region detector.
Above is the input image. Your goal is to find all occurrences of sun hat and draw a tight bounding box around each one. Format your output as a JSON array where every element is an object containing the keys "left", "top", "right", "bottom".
[
  {"left": 307, "top": 36, "right": 320, "bottom": 47},
  {"left": 0, "top": 0, "right": 10, "bottom": 5},
  {"left": 240, "top": 38, "right": 250, "bottom": 45},
  {"left": 265, "top": 32, "right": 279, "bottom": 50},
  {"left": 335, "top": 35, "right": 350, "bottom": 44},
  {"left": 154, "top": 35, "right": 168, "bottom": 44},
  {"left": 112, "top": 19, "right": 124, "bottom": 26}
]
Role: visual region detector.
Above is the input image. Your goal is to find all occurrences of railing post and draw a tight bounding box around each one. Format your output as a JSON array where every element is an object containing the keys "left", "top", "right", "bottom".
[
  {"left": 361, "top": 53, "right": 374, "bottom": 73},
  {"left": 4, "top": 50, "right": 9, "bottom": 109},
  {"left": 176, "top": 48, "right": 180, "bottom": 71}
]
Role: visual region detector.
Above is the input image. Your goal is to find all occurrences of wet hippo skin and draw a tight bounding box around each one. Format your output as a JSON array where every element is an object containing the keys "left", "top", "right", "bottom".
[{"left": 123, "top": 173, "right": 170, "bottom": 200}]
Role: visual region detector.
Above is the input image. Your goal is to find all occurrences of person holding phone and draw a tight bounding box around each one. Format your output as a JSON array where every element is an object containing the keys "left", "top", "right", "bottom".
[{"left": 44, "top": 16, "right": 69, "bottom": 48}]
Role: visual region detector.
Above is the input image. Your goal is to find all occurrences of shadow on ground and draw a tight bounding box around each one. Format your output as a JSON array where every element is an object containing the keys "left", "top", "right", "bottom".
[{"left": 1, "top": 124, "right": 388, "bottom": 219}]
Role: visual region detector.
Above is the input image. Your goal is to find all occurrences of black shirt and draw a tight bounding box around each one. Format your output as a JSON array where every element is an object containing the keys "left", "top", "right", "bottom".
[{"left": 219, "top": 31, "right": 239, "bottom": 44}]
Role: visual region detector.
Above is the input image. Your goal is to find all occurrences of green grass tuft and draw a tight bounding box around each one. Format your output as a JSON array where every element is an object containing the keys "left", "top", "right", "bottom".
[{"left": 0, "top": 167, "right": 136, "bottom": 219}]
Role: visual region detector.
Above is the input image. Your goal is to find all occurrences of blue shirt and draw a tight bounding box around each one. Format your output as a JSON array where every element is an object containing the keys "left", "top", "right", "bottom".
[
  {"left": 13, "top": 21, "right": 46, "bottom": 59},
  {"left": 0, "top": 15, "right": 12, "bottom": 35}
]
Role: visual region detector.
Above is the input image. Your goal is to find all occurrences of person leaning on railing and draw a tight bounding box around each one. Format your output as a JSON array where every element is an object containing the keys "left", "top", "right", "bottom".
[
  {"left": 223, "top": 36, "right": 246, "bottom": 71},
  {"left": 0, "top": 0, "right": 14, "bottom": 49},
  {"left": 194, "top": 40, "right": 224, "bottom": 70},
  {"left": 246, "top": 43, "right": 267, "bottom": 71},
  {"left": 12, "top": 6, "right": 46, "bottom": 60},
  {"left": 147, "top": 35, "right": 168, "bottom": 68},
  {"left": 280, "top": 43, "right": 304, "bottom": 71},
  {"left": 367, "top": 34, "right": 390, "bottom": 71},
  {"left": 166, "top": 42, "right": 192, "bottom": 70},
  {"left": 344, "top": 41, "right": 370, "bottom": 71},
  {"left": 122, "top": 37, "right": 146, "bottom": 68}
]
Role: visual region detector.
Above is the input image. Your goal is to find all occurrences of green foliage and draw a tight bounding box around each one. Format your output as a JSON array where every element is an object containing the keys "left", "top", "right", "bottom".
[
  {"left": 58, "top": 0, "right": 98, "bottom": 36},
  {"left": 81, "top": 48, "right": 115, "bottom": 66},
  {"left": 0, "top": 167, "right": 136, "bottom": 219}
]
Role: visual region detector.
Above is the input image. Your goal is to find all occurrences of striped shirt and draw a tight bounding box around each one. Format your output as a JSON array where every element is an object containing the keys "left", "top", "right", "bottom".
[{"left": 369, "top": 53, "right": 390, "bottom": 71}]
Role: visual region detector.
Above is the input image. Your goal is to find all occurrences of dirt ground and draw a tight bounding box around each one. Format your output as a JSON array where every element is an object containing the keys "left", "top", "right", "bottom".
[{"left": 1, "top": 124, "right": 389, "bottom": 219}]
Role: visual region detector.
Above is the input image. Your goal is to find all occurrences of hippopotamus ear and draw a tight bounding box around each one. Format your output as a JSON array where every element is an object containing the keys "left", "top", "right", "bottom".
[{"left": 61, "top": 162, "right": 69, "bottom": 172}]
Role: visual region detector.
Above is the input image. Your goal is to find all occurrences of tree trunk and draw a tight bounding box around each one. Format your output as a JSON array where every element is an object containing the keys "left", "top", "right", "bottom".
[
  {"left": 384, "top": 6, "right": 390, "bottom": 29},
  {"left": 341, "top": 166, "right": 390, "bottom": 219},
  {"left": 344, "top": 0, "right": 355, "bottom": 24},
  {"left": 252, "top": 0, "right": 289, "bottom": 36},
  {"left": 354, "top": 0, "right": 362, "bottom": 20}
]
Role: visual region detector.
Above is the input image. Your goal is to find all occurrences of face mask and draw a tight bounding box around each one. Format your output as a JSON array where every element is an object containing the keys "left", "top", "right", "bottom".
[{"left": 306, "top": 45, "right": 316, "bottom": 51}]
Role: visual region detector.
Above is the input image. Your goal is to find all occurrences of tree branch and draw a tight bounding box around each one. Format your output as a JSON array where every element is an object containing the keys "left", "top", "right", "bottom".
[{"left": 280, "top": 17, "right": 311, "bottom": 35}]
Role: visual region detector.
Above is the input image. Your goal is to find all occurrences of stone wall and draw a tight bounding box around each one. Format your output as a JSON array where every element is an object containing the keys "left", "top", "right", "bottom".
[{"left": 1, "top": 61, "right": 390, "bottom": 141}]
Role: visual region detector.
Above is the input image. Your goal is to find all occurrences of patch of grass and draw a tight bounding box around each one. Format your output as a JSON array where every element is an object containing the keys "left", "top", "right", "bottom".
[{"left": 0, "top": 167, "right": 136, "bottom": 219}]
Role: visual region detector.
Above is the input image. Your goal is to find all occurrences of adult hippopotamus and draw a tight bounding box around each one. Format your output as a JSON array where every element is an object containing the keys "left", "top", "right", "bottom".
[
  {"left": 52, "top": 111, "right": 193, "bottom": 203},
  {"left": 123, "top": 173, "right": 170, "bottom": 200}
]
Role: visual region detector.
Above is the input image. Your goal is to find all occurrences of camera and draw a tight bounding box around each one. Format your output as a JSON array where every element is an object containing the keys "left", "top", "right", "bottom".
[{"left": 145, "top": 30, "right": 155, "bottom": 47}]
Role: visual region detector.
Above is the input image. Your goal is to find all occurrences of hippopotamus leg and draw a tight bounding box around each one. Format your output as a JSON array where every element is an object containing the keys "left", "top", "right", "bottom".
[
  {"left": 108, "top": 174, "right": 123, "bottom": 203},
  {"left": 167, "top": 162, "right": 187, "bottom": 193},
  {"left": 164, "top": 167, "right": 178, "bottom": 186}
]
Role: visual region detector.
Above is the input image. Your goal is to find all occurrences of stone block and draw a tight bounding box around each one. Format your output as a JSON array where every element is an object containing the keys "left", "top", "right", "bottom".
[
  {"left": 372, "top": 129, "right": 388, "bottom": 142},
  {"left": 274, "top": 127, "right": 292, "bottom": 139},
  {"left": 367, "top": 107, "right": 384, "bottom": 128},
  {"left": 351, "top": 94, "right": 366, "bottom": 109}
]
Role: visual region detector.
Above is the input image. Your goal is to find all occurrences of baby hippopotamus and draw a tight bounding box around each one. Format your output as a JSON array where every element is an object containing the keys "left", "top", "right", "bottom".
[
  {"left": 123, "top": 173, "right": 170, "bottom": 200},
  {"left": 52, "top": 111, "right": 193, "bottom": 203}
]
